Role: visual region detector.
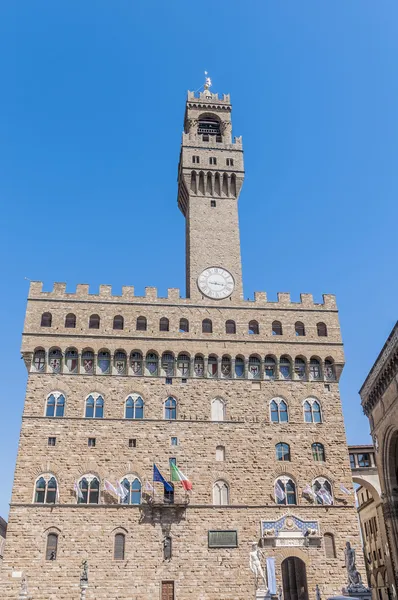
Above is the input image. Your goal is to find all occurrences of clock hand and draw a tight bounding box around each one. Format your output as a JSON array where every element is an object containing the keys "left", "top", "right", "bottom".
[{"left": 208, "top": 281, "right": 223, "bottom": 286}]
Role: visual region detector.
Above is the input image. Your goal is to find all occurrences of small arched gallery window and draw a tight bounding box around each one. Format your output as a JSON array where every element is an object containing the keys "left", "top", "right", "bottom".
[
  {"left": 312, "top": 443, "right": 326, "bottom": 462},
  {"left": 264, "top": 356, "right": 276, "bottom": 380},
  {"left": 194, "top": 354, "right": 205, "bottom": 377},
  {"left": 41, "top": 312, "right": 52, "bottom": 327},
  {"left": 34, "top": 474, "right": 57, "bottom": 504},
  {"left": 114, "top": 350, "right": 127, "bottom": 374},
  {"left": 248, "top": 320, "right": 259, "bottom": 335},
  {"left": 136, "top": 316, "right": 147, "bottom": 331},
  {"left": 114, "top": 533, "right": 125, "bottom": 560},
  {"left": 125, "top": 394, "right": 144, "bottom": 419},
  {"left": 46, "top": 533, "right": 58, "bottom": 561},
  {"left": 216, "top": 445, "right": 225, "bottom": 461},
  {"left": 304, "top": 398, "right": 322, "bottom": 423},
  {"left": 313, "top": 478, "right": 333, "bottom": 505},
  {"left": 85, "top": 394, "right": 104, "bottom": 418},
  {"left": 179, "top": 318, "right": 189, "bottom": 333},
  {"left": 325, "top": 359, "right": 335, "bottom": 381},
  {"left": 225, "top": 320, "right": 236, "bottom": 334},
  {"left": 89, "top": 314, "right": 100, "bottom": 329},
  {"left": 275, "top": 442, "right": 290, "bottom": 461},
  {"left": 295, "top": 321, "right": 305, "bottom": 336},
  {"left": 213, "top": 480, "right": 229, "bottom": 505},
  {"left": 82, "top": 349, "right": 94, "bottom": 374},
  {"left": 77, "top": 475, "right": 100, "bottom": 504},
  {"left": 177, "top": 353, "right": 190, "bottom": 377},
  {"left": 248, "top": 355, "right": 261, "bottom": 379},
  {"left": 317, "top": 322, "right": 328, "bottom": 337},
  {"left": 65, "top": 313, "right": 76, "bottom": 328},
  {"left": 272, "top": 320, "right": 282, "bottom": 336},
  {"left": 98, "top": 350, "right": 111, "bottom": 374},
  {"left": 33, "top": 348, "right": 46, "bottom": 372},
  {"left": 270, "top": 398, "right": 288, "bottom": 423},
  {"left": 309, "top": 358, "right": 322, "bottom": 381},
  {"left": 65, "top": 348, "right": 78, "bottom": 374},
  {"left": 130, "top": 351, "right": 143, "bottom": 376},
  {"left": 221, "top": 355, "right": 231, "bottom": 378},
  {"left": 202, "top": 319, "right": 212, "bottom": 334},
  {"left": 275, "top": 477, "right": 296, "bottom": 505},
  {"left": 208, "top": 354, "right": 218, "bottom": 378},
  {"left": 113, "top": 315, "right": 124, "bottom": 330},
  {"left": 165, "top": 397, "right": 177, "bottom": 420},
  {"left": 161, "top": 352, "right": 175, "bottom": 377},
  {"left": 279, "top": 356, "right": 291, "bottom": 380},
  {"left": 211, "top": 398, "right": 225, "bottom": 421},
  {"left": 235, "top": 356, "right": 244, "bottom": 378},
  {"left": 46, "top": 392, "right": 65, "bottom": 417},
  {"left": 324, "top": 533, "right": 336, "bottom": 558},
  {"left": 120, "top": 476, "right": 141, "bottom": 505},
  {"left": 145, "top": 352, "right": 158, "bottom": 376},
  {"left": 48, "top": 348, "right": 62, "bottom": 373},
  {"left": 294, "top": 357, "right": 306, "bottom": 381},
  {"left": 160, "top": 317, "right": 169, "bottom": 332}
]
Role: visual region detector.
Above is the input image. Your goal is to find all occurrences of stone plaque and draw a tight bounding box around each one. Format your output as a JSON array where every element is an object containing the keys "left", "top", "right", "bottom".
[{"left": 208, "top": 530, "right": 238, "bottom": 548}]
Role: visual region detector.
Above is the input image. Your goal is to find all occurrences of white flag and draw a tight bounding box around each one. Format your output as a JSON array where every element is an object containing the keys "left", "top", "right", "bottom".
[
  {"left": 274, "top": 482, "right": 285, "bottom": 501},
  {"left": 74, "top": 481, "right": 84, "bottom": 500},
  {"left": 104, "top": 480, "right": 118, "bottom": 497},
  {"left": 340, "top": 483, "right": 352, "bottom": 495},
  {"left": 145, "top": 481, "right": 155, "bottom": 493},
  {"left": 116, "top": 481, "right": 129, "bottom": 500},
  {"left": 303, "top": 484, "right": 316, "bottom": 500}
]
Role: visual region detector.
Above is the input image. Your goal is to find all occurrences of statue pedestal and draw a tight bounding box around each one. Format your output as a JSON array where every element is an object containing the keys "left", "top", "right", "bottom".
[
  {"left": 255, "top": 587, "right": 272, "bottom": 600},
  {"left": 347, "top": 584, "right": 372, "bottom": 600}
]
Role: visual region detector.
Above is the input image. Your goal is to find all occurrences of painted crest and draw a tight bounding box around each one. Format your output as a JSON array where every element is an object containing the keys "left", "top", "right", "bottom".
[
  {"left": 34, "top": 357, "right": 45, "bottom": 371},
  {"left": 131, "top": 361, "right": 142, "bottom": 375},
  {"left": 235, "top": 364, "right": 244, "bottom": 377},
  {"left": 83, "top": 359, "right": 93, "bottom": 373},
  {"left": 98, "top": 359, "right": 110, "bottom": 373},
  {"left": 49, "top": 358, "right": 61, "bottom": 373},
  {"left": 147, "top": 362, "right": 157, "bottom": 375},
  {"left": 195, "top": 363, "right": 204, "bottom": 376},
  {"left": 115, "top": 360, "right": 126, "bottom": 374},
  {"left": 66, "top": 358, "right": 78, "bottom": 373}
]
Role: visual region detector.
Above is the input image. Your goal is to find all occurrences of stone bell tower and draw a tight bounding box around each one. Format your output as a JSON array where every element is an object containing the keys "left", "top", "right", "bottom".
[{"left": 177, "top": 76, "right": 244, "bottom": 301}]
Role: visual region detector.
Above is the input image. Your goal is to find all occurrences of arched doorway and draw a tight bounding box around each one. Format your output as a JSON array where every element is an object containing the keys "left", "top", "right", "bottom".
[{"left": 281, "top": 557, "right": 308, "bottom": 600}]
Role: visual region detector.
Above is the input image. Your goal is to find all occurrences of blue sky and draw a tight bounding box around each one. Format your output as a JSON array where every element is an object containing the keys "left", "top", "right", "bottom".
[{"left": 0, "top": 1, "right": 397, "bottom": 519}]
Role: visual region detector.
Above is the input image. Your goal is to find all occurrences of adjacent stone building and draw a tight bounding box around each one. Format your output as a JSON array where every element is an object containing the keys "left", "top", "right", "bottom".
[
  {"left": 1, "top": 83, "right": 363, "bottom": 600},
  {"left": 360, "top": 322, "right": 398, "bottom": 594},
  {"left": 0, "top": 518, "right": 6, "bottom": 563}
]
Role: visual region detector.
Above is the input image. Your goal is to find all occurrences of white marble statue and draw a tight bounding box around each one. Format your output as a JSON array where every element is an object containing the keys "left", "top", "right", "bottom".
[{"left": 249, "top": 542, "right": 268, "bottom": 590}]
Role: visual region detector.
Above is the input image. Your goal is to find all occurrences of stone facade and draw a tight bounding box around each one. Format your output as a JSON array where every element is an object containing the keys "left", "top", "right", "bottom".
[
  {"left": 360, "top": 321, "right": 398, "bottom": 594},
  {"left": 1, "top": 87, "right": 363, "bottom": 600}
]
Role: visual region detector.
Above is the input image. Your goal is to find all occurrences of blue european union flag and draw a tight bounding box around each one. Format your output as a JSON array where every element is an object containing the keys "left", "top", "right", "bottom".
[{"left": 153, "top": 464, "right": 173, "bottom": 492}]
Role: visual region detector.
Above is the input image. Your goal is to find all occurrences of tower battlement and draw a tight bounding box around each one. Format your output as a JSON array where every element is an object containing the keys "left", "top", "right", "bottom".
[{"left": 187, "top": 90, "right": 231, "bottom": 104}]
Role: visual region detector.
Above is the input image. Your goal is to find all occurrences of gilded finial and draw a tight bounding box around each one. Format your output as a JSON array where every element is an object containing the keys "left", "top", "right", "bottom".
[{"left": 204, "top": 71, "right": 212, "bottom": 96}]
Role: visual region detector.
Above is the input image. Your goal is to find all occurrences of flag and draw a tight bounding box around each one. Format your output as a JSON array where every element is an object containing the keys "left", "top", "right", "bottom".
[
  {"left": 56, "top": 485, "right": 60, "bottom": 503},
  {"left": 170, "top": 462, "right": 192, "bottom": 491},
  {"left": 153, "top": 464, "right": 173, "bottom": 492},
  {"left": 316, "top": 487, "right": 333, "bottom": 505},
  {"left": 145, "top": 481, "right": 155, "bottom": 494},
  {"left": 303, "top": 484, "right": 316, "bottom": 500},
  {"left": 274, "top": 482, "right": 285, "bottom": 501},
  {"left": 104, "top": 480, "right": 118, "bottom": 497},
  {"left": 340, "top": 484, "right": 352, "bottom": 495},
  {"left": 74, "top": 481, "right": 84, "bottom": 500},
  {"left": 116, "top": 481, "right": 129, "bottom": 500},
  {"left": 266, "top": 558, "right": 277, "bottom": 595}
]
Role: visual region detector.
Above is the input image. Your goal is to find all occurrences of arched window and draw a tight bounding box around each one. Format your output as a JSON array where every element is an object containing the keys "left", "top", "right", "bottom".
[
  {"left": 211, "top": 398, "right": 225, "bottom": 421},
  {"left": 317, "top": 322, "right": 328, "bottom": 337},
  {"left": 33, "top": 348, "right": 46, "bottom": 372},
  {"left": 65, "top": 313, "right": 76, "bottom": 328},
  {"left": 89, "top": 314, "right": 100, "bottom": 329},
  {"left": 85, "top": 394, "right": 104, "bottom": 418},
  {"left": 216, "top": 445, "right": 225, "bottom": 461},
  {"left": 130, "top": 351, "right": 143, "bottom": 376},
  {"left": 48, "top": 348, "right": 62, "bottom": 373},
  {"left": 98, "top": 350, "right": 110, "bottom": 374},
  {"left": 248, "top": 355, "right": 261, "bottom": 379},
  {"left": 312, "top": 443, "right": 326, "bottom": 462},
  {"left": 41, "top": 312, "right": 52, "bottom": 327},
  {"left": 45, "top": 392, "right": 65, "bottom": 417},
  {"left": 164, "top": 482, "right": 174, "bottom": 505},
  {"left": 77, "top": 475, "right": 100, "bottom": 504},
  {"left": 235, "top": 356, "right": 244, "bottom": 378},
  {"left": 279, "top": 356, "right": 291, "bottom": 380},
  {"left": 113, "top": 315, "right": 124, "bottom": 330},
  {"left": 264, "top": 356, "right": 276, "bottom": 380},
  {"left": 221, "top": 355, "right": 231, "bottom": 378},
  {"left": 304, "top": 399, "right": 322, "bottom": 423},
  {"left": 225, "top": 320, "right": 236, "bottom": 334},
  {"left": 145, "top": 352, "right": 158, "bottom": 376},
  {"left": 46, "top": 533, "right": 58, "bottom": 560},
  {"left": 270, "top": 398, "right": 288, "bottom": 423},
  {"left": 136, "top": 316, "right": 147, "bottom": 331},
  {"left": 309, "top": 358, "right": 322, "bottom": 381},
  {"left": 324, "top": 533, "right": 336, "bottom": 558},
  {"left": 114, "top": 350, "right": 127, "bottom": 374},
  {"left": 161, "top": 352, "right": 175, "bottom": 377},
  {"left": 325, "top": 358, "right": 335, "bottom": 381},
  {"left": 208, "top": 354, "right": 218, "bottom": 377},
  {"left": 313, "top": 478, "right": 333, "bottom": 505},
  {"left": 160, "top": 317, "right": 169, "bottom": 332},
  {"left": 190, "top": 171, "right": 197, "bottom": 193},
  {"left": 120, "top": 476, "right": 141, "bottom": 505},
  {"left": 248, "top": 320, "right": 259, "bottom": 335},
  {"left": 177, "top": 353, "right": 190, "bottom": 377},
  {"left": 295, "top": 322, "right": 305, "bottom": 336},
  {"left": 275, "top": 477, "right": 296, "bottom": 505},
  {"left": 125, "top": 395, "right": 144, "bottom": 419},
  {"left": 275, "top": 443, "right": 290, "bottom": 461},
  {"left": 294, "top": 357, "right": 306, "bottom": 380},
  {"left": 198, "top": 114, "right": 221, "bottom": 138},
  {"left": 65, "top": 348, "right": 78, "bottom": 374},
  {"left": 272, "top": 321, "right": 282, "bottom": 336},
  {"left": 114, "top": 533, "right": 125, "bottom": 560},
  {"left": 194, "top": 354, "right": 205, "bottom": 377},
  {"left": 179, "top": 318, "right": 189, "bottom": 333},
  {"left": 34, "top": 475, "right": 57, "bottom": 504},
  {"left": 165, "top": 397, "right": 177, "bottom": 420},
  {"left": 82, "top": 349, "right": 94, "bottom": 374},
  {"left": 202, "top": 319, "right": 212, "bottom": 334},
  {"left": 213, "top": 480, "right": 229, "bottom": 505}
]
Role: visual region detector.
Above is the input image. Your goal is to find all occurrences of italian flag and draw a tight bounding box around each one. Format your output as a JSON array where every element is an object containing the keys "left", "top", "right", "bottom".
[{"left": 170, "top": 463, "right": 192, "bottom": 491}]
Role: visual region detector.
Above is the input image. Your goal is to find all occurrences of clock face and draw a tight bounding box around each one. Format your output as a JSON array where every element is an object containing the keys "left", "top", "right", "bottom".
[{"left": 197, "top": 267, "right": 235, "bottom": 299}]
